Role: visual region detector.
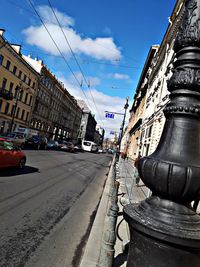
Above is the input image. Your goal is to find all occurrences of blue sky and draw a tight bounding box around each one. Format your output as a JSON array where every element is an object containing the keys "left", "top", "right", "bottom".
[{"left": 1, "top": 0, "right": 176, "bottom": 137}]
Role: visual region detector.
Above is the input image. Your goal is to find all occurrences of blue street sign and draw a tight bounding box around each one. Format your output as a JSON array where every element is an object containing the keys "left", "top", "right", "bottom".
[
  {"left": 110, "top": 131, "right": 115, "bottom": 135},
  {"left": 105, "top": 113, "right": 114, "bottom": 119}
]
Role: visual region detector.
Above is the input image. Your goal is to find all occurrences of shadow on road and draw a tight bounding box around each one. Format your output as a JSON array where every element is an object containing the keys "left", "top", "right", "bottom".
[{"left": 0, "top": 166, "right": 39, "bottom": 177}]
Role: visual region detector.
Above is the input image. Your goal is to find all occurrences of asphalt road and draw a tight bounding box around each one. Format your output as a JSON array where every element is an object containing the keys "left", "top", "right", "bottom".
[{"left": 0, "top": 149, "right": 112, "bottom": 267}]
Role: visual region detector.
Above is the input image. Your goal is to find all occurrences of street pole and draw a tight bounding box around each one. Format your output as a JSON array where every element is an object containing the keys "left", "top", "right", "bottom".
[
  {"left": 124, "top": 1, "right": 200, "bottom": 266},
  {"left": 9, "top": 85, "right": 22, "bottom": 132},
  {"left": 119, "top": 97, "right": 129, "bottom": 152}
]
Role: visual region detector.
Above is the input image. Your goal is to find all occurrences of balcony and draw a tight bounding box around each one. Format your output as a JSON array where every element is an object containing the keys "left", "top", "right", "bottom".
[{"left": 0, "top": 89, "right": 13, "bottom": 100}]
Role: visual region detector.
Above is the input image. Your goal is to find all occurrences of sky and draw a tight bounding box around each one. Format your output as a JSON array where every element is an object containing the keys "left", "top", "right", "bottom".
[{"left": 0, "top": 0, "right": 176, "bottom": 138}]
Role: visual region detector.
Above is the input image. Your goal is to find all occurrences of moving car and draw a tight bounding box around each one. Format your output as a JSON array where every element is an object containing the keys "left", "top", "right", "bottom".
[
  {"left": 1, "top": 132, "right": 26, "bottom": 148},
  {"left": 25, "top": 136, "right": 48, "bottom": 150},
  {"left": 0, "top": 138, "right": 26, "bottom": 169}
]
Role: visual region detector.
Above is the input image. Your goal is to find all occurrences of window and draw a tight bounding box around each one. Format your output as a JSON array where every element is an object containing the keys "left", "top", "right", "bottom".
[
  {"left": 4, "top": 103, "right": 10, "bottom": 115},
  {"left": 28, "top": 78, "right": 31, "bottom": 86},
  {"left": 0, "top": 54, "right": 4, "bottom": 65},
  {"left": 18, "top": 70, "right": 22, "bottom": 79},
  {"left": 0, "top": 140, "right": 14, "bottom": 151},
  {"left": 6, "top": 60, "right": 11, "bottom": 70},
  {"left": 13, "top": 66, "right": 17, "bottom": 75},
  {"left": 2, "top": 78, "right": 7, "bottom": 89},
  {"left": 11, "top": 105, "right": 15, "bottom": 116},
  {"left": 21, "top": 110, "right": 25, "bottom": 120},
  {"left": 23, "top": 74, "right": 27, "bottom": 83},
  {"left": 32, "top": 82, "right": 35, "bottom": 89},
  {"left": 0, "top": 99, "right": 2, "bottom": 112},
  {"left": 9, "top": 82, "right": 14, "bottom": 92},
  {"left": 146, "top": 144, "right": 150, "bottom": 156},
  {"left": 14, "top": 87, "right": 18, "bottom": 98},
  {"left": 16, "top": 107, "right": 20, "bottom": 118},
  {"left": 19, "top": 90, "right": 23, "bottom": 101},
  {"left": 25, "top": 92, "right": 28, "bottom": 104},
  {"left": 26, "top": 112, "right": 29, "bottom": 121},
  {"left": 29, "top": 95, "right": 33, "bottom": 106}
]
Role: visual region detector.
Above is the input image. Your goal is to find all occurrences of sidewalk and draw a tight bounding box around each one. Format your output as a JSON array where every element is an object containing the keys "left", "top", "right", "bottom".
[
  {"left": 113, "top": 158, "right": 149, "bottom": 267},
  {"left": 79, "top": 156, "right": 149, "bottom": 267}
]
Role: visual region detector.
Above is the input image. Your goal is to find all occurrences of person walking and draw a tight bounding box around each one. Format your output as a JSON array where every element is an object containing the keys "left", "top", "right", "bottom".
[{"left": 134, "top": 154, "right": 141, "bottom": 186}]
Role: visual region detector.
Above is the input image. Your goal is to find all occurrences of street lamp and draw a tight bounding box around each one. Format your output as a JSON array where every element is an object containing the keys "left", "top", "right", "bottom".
[
  {"left": 9, "top": 84, "right": 23, "bottom": 132},
  {"left": 118, "top": 96, "right": 129, "bottom": 151},
  {"left": 104, "top": 96, "right": 129, "bottom": 151},
  {"left": 124, "top": 1, "right": 200, "bottom": 266}
]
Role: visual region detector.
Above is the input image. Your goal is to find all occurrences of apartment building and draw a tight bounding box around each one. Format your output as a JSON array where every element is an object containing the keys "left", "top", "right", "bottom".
[
  {"left": 125, "top": 45, "right": 159, "bottom": 160},
  {"left": 124, "top": 0, "right": 184, "bottom": 159},
  {"left": 23, "top": 55, "right": 82, "bottom": 142},
  {"left": 139, "top": 0, "right": 184, "bottom": 156},
  {"left": 0, "top": 29, "right": 39, "bottom": 134}
]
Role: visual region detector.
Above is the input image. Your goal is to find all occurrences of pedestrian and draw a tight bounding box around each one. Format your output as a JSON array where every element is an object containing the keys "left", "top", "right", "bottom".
[{"left": 134, "top": 154, "right": 141, "bottom": 186}]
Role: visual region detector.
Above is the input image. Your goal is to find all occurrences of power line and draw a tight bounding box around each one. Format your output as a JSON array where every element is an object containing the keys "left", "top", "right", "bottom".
[
  {"left": 4, "top": 0, "right": 139, "bottom": 64},
  {"left": 47, "top": 0, "right": 105, "bottom": 127},
  {"left": 27, "top": 0, "right": 93, "bottom": 112}
]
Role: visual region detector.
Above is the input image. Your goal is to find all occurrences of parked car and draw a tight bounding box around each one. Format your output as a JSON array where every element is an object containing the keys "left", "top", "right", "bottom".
[
  {"left": 0, "top": 138, "right": 26, "bottom": 169},
  {"left": 57, "top": 140, "right": 67, "bottom": 150},
  {"left": 25, "top": 136, "right": 48, "bottom": 150},
  {"left": 1, "top": 132, "right": 26, "bottom": 148},
  {"left": 47, "top": 140, "right": 59, "bottom": 150},
  {"left": 60, "top": 142, "right": 75, "bottom": 153},
  {"left": 98, "top": 147, "right": 103, "bottom": 153},
  {"left": 74, "top": 144, "right": 83, "bottom": 152}
]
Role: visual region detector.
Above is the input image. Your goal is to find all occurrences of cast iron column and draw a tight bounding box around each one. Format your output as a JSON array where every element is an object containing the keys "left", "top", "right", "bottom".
[{"left": 124, "top": 1, "right": 200, "bottom": 266}]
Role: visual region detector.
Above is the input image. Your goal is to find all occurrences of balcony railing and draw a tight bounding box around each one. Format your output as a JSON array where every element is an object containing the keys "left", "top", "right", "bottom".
[{"left": 0, "top": 89, "right": 13, "bottom": 100}]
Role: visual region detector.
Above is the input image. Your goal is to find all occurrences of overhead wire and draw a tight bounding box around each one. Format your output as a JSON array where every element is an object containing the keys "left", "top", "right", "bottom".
[
  {"left": 27, "top": 0, "right": 93, "bottom": 112},
  {"left": 47, "top": 0, "right": 105, "bottom": 127},
  {"left": 4, "top": 0, "right": 139, "bottom": 65}
]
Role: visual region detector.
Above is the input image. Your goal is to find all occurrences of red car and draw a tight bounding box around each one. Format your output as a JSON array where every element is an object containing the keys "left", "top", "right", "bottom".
[{"left": 0, "top": 138, "right": 26, "bottom": 169}]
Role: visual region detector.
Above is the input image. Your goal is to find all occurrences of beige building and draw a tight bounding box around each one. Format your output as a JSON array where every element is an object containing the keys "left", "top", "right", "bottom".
[
  {"left": 125, "top": 45, "right": 159, "bottom": 160},
  {"left": 139, "top": 0, "right": 184, "bottom": 156},
  {"left": 0, "top": 29, "right": 39, "bottom": 134},
  {"left": 125, "top": 0, "right": 184, "bottom": 159},
  {"left": 23, "top": 55, "right": 82, "bottom": 142}
]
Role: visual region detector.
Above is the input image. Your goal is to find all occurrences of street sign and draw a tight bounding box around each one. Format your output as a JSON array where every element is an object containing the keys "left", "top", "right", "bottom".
[
  {"left": 110, "top": 131, "right": 115, "bottom": 135},
  {"left": 105, "top": 113, "right": 114, "bottom": 119}
]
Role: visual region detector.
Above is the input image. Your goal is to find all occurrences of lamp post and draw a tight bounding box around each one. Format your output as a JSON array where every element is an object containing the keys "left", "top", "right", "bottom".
[
  {"left": 119, "top": 96, "right": 129, "bottom": 151},
  {"left": 105, "top": 96, "right": 129, "bottom": 151},
  {"left": 124, "top": 1, "right": 200, "bottom": 266},
  {"left": 9, "top": 84, "right": 23, "bottom": 132}
]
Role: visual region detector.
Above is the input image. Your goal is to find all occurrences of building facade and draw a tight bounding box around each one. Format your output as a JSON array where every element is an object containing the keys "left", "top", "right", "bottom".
[
  {"left": 23, "top": 56, "right": 82, "bottom": 142},
  {"left": 125, "top": 0, "right": 184, "bottom": 159},
  {"left": 139, "top": 0, "right": 184, "bottom": 156},
  {"left": 0, "top": 30, "right": 39, "bottom": 134},
  {"left": 125, "top": 45, "right": 159, "bottom": 160}
]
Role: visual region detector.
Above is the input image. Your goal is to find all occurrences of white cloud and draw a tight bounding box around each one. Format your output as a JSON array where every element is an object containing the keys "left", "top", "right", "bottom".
[
  {"left": 58, "top": 74, "right": 130, "bottom": 138},
  {"left": 37, "top": 5, "right": 75, "bottom": 27},
  {"left": 23, "top": 5, "right": 121, "bottom": 61},
  {"left": 113, "top": 73, "right": 130, "bottom": 80}
]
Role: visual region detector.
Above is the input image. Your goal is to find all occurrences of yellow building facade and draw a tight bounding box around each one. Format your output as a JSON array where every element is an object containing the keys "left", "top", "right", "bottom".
[{"left": 0, "top": 29, "right": 39, "bottom": 134}]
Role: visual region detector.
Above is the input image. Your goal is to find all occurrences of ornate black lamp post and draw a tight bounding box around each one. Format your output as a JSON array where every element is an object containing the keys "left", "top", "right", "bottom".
[{"left": 124, "top": 1, "right": 200, "bottom": 266}]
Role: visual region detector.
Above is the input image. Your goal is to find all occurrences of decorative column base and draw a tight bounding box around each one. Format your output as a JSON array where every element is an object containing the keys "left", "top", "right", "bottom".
[{"left": 124, "top": 196, "right": 200, "bottom": 267}]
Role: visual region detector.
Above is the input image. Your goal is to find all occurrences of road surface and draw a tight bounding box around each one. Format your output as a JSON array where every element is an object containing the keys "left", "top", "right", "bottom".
[{"left": 0, "top": 150, "right": 111, "bottom": 267}]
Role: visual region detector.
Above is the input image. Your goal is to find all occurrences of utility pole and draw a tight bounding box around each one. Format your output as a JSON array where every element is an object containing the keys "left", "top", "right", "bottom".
[
  {"left": 119, "top": 97, "right": 129, "bottom": 151},
  {"left": 105, "top": 96, "right": 129, "bottom": 152},
  {"left": 9, "top": 84, "right": 23, "bottom": 132}
]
